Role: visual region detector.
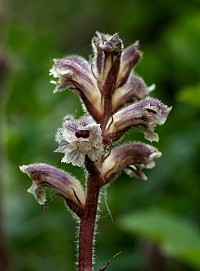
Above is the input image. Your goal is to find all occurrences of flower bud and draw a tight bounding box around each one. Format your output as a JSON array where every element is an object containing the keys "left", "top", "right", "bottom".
[
  {"left": 20, "top": 163, "right": 85, "bottom": 216},
  {"left": 117, "top": 41, "right": 142, "bottom": 88},
  {"left": 112, "top": 74, "right": 155, "bottom": 111},
  {"left": 92, "top": 32, "right": 123, "bottom": 97}
]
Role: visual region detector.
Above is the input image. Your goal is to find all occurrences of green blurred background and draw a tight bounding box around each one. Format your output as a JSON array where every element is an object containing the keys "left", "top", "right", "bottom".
[{"left": 1, "top": 0, "right": 200, "bottom": 270}]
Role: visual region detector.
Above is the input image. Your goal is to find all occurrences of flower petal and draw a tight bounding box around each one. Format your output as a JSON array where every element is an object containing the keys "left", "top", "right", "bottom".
[
  {"left": 50, "top": 56, "right": 93, "bottom": 91},
  {"left": 27, "top": 182, "right": 46, "bottom": 205}
]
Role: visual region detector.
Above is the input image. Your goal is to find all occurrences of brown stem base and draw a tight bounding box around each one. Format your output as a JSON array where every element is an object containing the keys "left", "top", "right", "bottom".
[{"left": 78, "top": 157, "right": 101, "bottom": 271}]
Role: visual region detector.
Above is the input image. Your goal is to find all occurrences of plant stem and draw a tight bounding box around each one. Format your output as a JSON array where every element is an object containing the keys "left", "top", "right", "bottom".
[{"left": 78, "top": 158, "right": 101, "bottom": 271}]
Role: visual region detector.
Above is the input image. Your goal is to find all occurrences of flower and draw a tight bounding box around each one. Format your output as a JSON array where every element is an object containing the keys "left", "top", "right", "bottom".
[
  {"left": 55, "top": 116, "right": 103, "bottom": 167},
  {"left": 19, "top": 163, "right": 85, "bottom": 216},
  {"left": 101, "top": 143, "right": 161, "bottom": 183},
  {"left": 50, "top": 56, "right": 103, "bottom": 121},
  {"left": 104, "top": 98, "right": 172, "bottom": 143}
]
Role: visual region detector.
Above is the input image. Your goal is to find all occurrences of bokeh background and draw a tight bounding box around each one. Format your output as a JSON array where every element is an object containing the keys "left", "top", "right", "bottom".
[{"left": 1, "top": 0, "right": 200, "bottom": 270}]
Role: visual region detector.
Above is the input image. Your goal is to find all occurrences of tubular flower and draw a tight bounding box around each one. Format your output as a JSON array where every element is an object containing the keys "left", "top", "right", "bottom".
[
  {"left": 101, "top": 143, "right": 161, "bottom": 183},
  {"left": 50, "top": 56, "right": 103, "bottom": 121},
  {"left": 19, "top": 163, "right": 85, "bottom": 216},
  {"left": 55, "top": 116, "right": 103, "bottom": 167},
  {"left": 105, "top": 98, "right": 172, "bottom": 143},
  {"left": 21, "top": 32, "right": 172, "bottom": 220}
]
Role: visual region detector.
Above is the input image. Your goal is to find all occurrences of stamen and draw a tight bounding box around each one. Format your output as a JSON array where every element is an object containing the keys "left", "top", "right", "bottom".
[{"left": 75, "top": 130, "right": 90, "bottom": 138}]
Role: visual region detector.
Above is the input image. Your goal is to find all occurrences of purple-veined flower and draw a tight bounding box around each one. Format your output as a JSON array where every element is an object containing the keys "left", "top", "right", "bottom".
[
  {"left": 55, "top": 116, "right": 103, "bottom": 167},
  {"left": 20, "top": 163, "right": 85, "bottom": 216},
  {"left": 104, "top": 98, "right": 172, "bottom": 143},
  {"left": 101, "top": 143, "right": 161, "bottom": 183}
]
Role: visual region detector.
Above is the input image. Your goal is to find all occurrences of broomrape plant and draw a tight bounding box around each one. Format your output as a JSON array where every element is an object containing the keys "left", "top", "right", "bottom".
[{"left": 20, "top": 32, "right": 171, "bottom": 271}]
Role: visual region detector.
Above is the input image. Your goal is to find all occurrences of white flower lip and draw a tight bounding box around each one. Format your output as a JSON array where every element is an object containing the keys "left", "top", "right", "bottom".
[{"left": 55, "top": 116, "right": 103, "bottom": 167}]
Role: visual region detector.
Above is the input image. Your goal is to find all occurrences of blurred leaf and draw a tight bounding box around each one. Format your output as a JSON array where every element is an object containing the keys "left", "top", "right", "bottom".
[
  {"left": 177, "top": 84, "right": 200, "bottom": 108},
  {"left": 118, "top": 209, "right": 200, "bottom": 269}
]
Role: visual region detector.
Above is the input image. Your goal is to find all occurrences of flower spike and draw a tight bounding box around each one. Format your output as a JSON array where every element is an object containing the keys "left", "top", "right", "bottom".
[{"left": 21, "top": 32, "right": 172, "bottom": 271}]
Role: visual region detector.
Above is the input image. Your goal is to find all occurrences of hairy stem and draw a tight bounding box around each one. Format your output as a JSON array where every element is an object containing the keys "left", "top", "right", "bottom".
[{"left": 78, "top": 158, "right": 101, "bottom": 271}]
